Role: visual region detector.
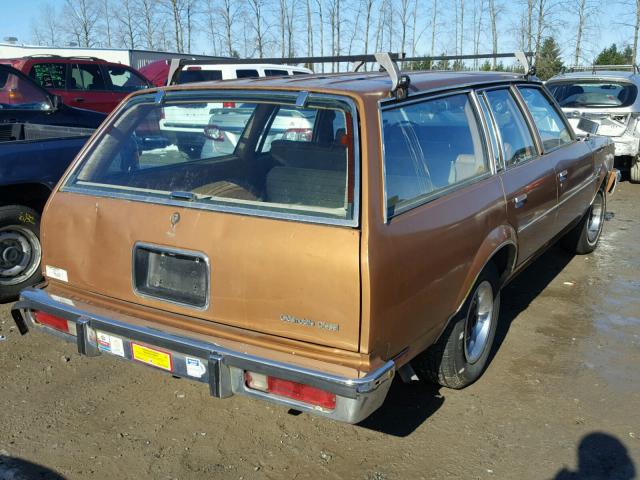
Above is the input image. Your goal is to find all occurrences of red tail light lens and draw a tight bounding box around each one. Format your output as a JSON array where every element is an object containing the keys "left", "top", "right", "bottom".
[
  {"left": 222, "top": 102, "right": 236, "bottom": 108},
  {"left": 33, "top": 311, "right": 70, "bottom": 333},
  {"left": 245, "top": 372, "right": 336, "bottom": 410},
  {"left": 186, "top": 66, "right": 202, "bottom": 71},
  {"left": 203, "top": 124, "right": 224, "bottom": 141}
]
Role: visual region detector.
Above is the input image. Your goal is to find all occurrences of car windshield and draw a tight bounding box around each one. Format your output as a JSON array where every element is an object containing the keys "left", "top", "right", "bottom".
[
  {"left": 548, "top": 81, "right": 637, "bottom": 108},
  {"left": 67, "top": 94, "right": 355, "bottom": 223},
  {"left": 0, "top": 69, "right": 51, "bottom": 110}
]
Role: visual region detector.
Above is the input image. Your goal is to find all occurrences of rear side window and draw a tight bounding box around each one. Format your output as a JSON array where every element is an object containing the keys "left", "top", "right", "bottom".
[
  {"left": 483, "top": 89, "right": 537, "bottom": 168},
  {"left": 236, "top": 69, "right": 259, "bottom": 78},
  {"left": 70, "top": 64, "right": 106, "bottom": 91},
  {"left": 178, "top": 69, "right": 222, "bottom": 84},
  {"left": 29, "top": 63, "right": 66, "bottom": 89},
  {"left": 265, "top": 69, "right": 289, "bottom": 76},
  {"left": 518, "top": 86, "right": 573, "bottom": 151},
  {"left": 382, "top": 93, "right": 488, "bottom": 218},
  {"left": 106, "top": 66, "right": 149, "bottom": 92}
]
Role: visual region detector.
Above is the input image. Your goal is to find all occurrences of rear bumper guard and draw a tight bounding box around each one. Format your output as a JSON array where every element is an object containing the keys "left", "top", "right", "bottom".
[{"left": 11, "top": 287, "right": 394, "bottom": 424}]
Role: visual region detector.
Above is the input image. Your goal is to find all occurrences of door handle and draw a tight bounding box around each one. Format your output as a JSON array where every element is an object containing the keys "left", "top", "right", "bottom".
[
  {"left": 558, "top": 170, "right": 568, "bottom": 182},
  {"left": 513, "top": 193, "right": 528, "bottom": 208},
  {"left": 74, "top": 97, "right": 85, "bottom": 102}
]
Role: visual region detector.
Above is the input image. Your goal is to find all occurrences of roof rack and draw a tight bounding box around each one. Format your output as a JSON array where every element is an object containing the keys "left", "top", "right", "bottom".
[
  {"left": 25, "top": 54, "right": 107, "bottom": 62},
  {"left": 167, "top": 51, "right": 535, "bottom": 100},
  {"left": 562, "top": 64, "right": 640, "bottom": 74}
]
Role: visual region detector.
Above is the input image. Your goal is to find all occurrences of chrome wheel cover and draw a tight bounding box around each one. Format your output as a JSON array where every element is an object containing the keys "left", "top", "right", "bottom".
[
  {"left": 464, "top": 280, "right": 494, "bottom": 364},
  {"left": 0, "top": 226, "right": 41, "bottom": 286},
  {"left": 587, "top": 193, "right": 605, "bottom": 244}
]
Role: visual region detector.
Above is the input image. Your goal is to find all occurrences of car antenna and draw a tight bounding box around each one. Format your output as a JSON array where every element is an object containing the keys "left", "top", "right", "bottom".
[{"left": 374, "top": 52, "right": 411, "bottom": 100}]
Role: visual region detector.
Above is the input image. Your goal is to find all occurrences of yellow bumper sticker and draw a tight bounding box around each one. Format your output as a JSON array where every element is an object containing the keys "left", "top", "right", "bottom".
[{"left": 131, "top": 343, "right": 173, "bottom": 371}]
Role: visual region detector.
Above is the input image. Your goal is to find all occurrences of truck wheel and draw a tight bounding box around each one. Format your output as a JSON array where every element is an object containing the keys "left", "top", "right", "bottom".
[
  {"left": 0, "top": 206, "right": 42, "bottom": 303},
  {"left": 631, "top": 158, "right": 640, "bottom": 183},
  {"left": 561, "top": 190, "right": 606, "bottom": 255},
  {"left": 412, "top": 263, "right": 500, "bottom": 389}
]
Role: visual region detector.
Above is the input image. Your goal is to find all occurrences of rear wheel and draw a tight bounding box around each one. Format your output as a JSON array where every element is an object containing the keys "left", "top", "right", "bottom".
[
  {"left": 631, "top": 157, "right": 640, "bottom": 183},
  {"left": 561, "top": 190, "right": 606, "bottom": 255},
  {"left": 412, "top": 263, "right": 500, "bottom": 389},
  {"left": 0, "top": 206, "right": 42, "bottom": 303}
]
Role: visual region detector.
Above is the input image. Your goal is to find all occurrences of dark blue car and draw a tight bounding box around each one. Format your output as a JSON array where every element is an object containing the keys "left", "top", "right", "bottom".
[{"left": 0, "top": 64, "right": 106, "bottom": 302}]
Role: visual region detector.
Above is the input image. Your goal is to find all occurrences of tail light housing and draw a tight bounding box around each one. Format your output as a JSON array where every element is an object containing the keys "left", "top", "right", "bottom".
[
  {"left": 203, "top": 124, "right": 224, "bottom": 141},
  {"left": 32, "top": 311, "right": 76, "bottom": 335},
  {"left": 244, "top": 371, "right": 336, "bottom": 410},
  {"left": 282, "top": 128, "right": 312, "bottom": 142}
]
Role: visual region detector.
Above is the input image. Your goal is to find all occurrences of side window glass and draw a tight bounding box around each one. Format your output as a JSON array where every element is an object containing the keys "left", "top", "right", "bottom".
[
  {"left": 484, "top": 89, "right": 537, "bottom": 168},
  {"left": 518, "top": 86, "right": 573, "bottom": 151},
  {"left": 236, "top": 69, "right": 259, "bottom": 78},
  {"left": 382, "top": 93, "right": 488, "bottom": 217},
  {"left": 106, "top": 66, "right": 148, "bottom": 92},
  {"left": 70, "top": 64, "right": 106, "bottom": 91},
  {"left": 29, "top": 63, "right": 66, "bottom": 89}
]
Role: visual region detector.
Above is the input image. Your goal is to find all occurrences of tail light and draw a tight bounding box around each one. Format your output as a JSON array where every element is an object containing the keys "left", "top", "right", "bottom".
[
  {"left": 222, "top": 102, "right": 236, "bottom": 108},
  {"left": 203, "top": 124, "right": 224, "bottom": 141},
  {"left": 32, "top": 311, "right": 76, "bottom": 335},
  {"left": 244, "top": 371, "right": 336, "bottom": 410},
  {"left": 186, "top": 66, "right": 202, "bottom": 71},
  {"left": 282, "top": 128, "right": 312, "bottom": 142}
]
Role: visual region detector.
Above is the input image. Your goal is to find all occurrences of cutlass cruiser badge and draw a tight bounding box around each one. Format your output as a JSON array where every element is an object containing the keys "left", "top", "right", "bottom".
[{"left": 280, "top": 314, "right": 340, "bottom": 332}]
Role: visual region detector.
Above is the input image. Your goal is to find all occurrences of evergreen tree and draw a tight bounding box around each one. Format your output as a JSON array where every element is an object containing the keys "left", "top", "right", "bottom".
[
  {"left": 536, "top": 37, "right": 563, "bottom": 80},
  {"left": 594, "top": 44, "right": 634, "bottom": 65}
]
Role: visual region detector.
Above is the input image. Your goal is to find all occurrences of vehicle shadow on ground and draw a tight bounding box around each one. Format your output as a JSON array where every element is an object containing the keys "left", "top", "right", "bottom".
[
  {"left": 0, "top": 453, "right": 66, "bottom": 479},
  {"left": 359, "top": 245, "right": 575, "bottom": 437},
  {"left": 551, "top": 432, "right": 636, "bottom": 480},
  {"left": 490, "top": 244, "right": 575, "bottom": 365}
]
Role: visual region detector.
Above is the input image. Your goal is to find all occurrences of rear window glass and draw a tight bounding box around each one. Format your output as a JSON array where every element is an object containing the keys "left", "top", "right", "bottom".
[
  {"left": 67, "top": 96, "right": 356, "bottom": 224},
  {"left": 236, "top": 69, "right": 259, "bottom": 78},
  {"left": 382, "top": 93, "right": 488, "bottom": 217},
  {"left": 548, "top": 81, "right": 638, "bottom": 108},
  {"left": 178, "top": 69, "right": 222, "bottom": 84},
  {"left": 29, "top": 63, "right": 66, "bottom": 89}
]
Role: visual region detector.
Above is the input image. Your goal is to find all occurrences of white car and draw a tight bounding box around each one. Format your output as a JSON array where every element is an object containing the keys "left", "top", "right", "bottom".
[{"left": 159, "top": 63, "right": 312, "bottom": 157}]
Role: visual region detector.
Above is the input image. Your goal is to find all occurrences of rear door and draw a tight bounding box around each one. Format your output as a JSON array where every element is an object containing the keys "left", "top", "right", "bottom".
[
  {"left": 67, "top": 63, "right": 116, "bottom": 113},
  {"left": 480, "top": 87, "right": 558, "bottom": 265},
  {"left": 516, "top": 85, "right": 595, "bottom": 229}
]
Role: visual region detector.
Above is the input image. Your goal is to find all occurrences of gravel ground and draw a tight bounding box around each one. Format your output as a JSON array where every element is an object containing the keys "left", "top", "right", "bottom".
[{"left": 0, "top": 183, "right": 638, "bottom": 480}]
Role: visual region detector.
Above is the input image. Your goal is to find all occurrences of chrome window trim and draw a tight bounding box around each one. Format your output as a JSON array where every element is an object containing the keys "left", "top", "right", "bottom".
[
  {"left": 476, "top": 91, "right": 506, "bottom": 171},
  {"left": 131, "top": 242, "right": 211, "bottom": 311},
  {"left": 478, "top": 86, "right": 540, "bottom": 170},
  {"left": 379, "top": 78, "right": 543, "bottom": 109},
  {"left": 470, "top": 90, "right": 500, "bottom": 174},
  {"left": 514, "top": 84, "right": 578, "bottom": 154},
  {"left": 60, "top": 91, "right": 361, "bottom": 229},
  {"left": 379, "top": 89, "right": 493, "bottom": 222}
]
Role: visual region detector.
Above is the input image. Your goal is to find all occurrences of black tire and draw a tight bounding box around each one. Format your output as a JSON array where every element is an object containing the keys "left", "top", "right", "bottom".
[
  {"left": 561, "top": 189, "right": 606, "bottom": 255},
  {"left": 631, "top": 158, "right": 640, "bottom": 183},
  {"left": 0, "top": 205, "right": 42, "bottom": 303},
  {"left": 412, "top": 263, "right": 501, "bottom": 389}
]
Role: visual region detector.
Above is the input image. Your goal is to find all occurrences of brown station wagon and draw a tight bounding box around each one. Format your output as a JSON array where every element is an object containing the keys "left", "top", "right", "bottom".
[{"left": 11, "top": 58, "right": 618, "bottom": 423}]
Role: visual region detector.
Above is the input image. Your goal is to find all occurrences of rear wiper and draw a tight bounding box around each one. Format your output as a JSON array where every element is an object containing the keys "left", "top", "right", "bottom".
[{"left": 169, "top": 191, "right": 211, "bottom": 201}]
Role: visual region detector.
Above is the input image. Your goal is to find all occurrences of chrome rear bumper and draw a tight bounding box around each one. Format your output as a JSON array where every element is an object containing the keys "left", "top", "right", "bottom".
[{"left": 11, "top": 287, "right": 394, "bottom": 424}]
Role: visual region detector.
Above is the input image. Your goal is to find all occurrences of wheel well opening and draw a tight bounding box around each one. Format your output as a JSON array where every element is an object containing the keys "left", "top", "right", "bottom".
[
  {"left": 0, "top": 184, "right": 51, "bottom": 213},
  {"left": 490, "top": 245, "right": 516, "bottom": 287}
]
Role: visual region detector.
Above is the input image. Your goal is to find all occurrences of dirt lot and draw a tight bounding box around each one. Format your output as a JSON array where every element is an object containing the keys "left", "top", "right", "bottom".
[{"left": 1, "top": 183, "right": 638, "bottom": 480}]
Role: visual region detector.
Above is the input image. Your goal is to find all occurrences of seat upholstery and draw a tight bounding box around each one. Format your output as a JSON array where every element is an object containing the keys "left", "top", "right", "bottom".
[
  {"left": 448, "top": 154, "right": 487, "bottom": 184},
  {"left": 192, "top": 181, "right": 257, "bottom": 200},
  {"left": 266, "top": 167, "right": 346, "bottom": 209}
]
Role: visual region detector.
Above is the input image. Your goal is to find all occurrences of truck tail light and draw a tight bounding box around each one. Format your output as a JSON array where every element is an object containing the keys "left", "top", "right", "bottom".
[
  {"left": 33, "top": 311, "right": 75, "bottom": 335},
  {"left": 203, "top": 124, "right": 224, "bottom": 141},
  {"left": 222, "top": 102, "right": 236, "bottom": 108},
  {"left": 244, "top": 371, "right": 336, "bottom": 410}
]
